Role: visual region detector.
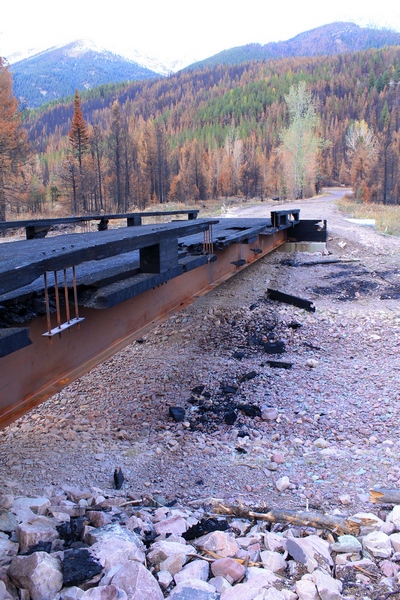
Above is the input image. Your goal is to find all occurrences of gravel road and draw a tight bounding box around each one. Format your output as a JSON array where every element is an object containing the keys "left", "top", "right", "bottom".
[{"left": 1, "top": 188, "right": 399, "bottom": 518}]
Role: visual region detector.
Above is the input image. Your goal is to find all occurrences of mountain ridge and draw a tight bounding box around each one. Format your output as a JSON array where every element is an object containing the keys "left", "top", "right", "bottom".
[{"left": 186, "top": 22, "right": 400, "bottom": 70}]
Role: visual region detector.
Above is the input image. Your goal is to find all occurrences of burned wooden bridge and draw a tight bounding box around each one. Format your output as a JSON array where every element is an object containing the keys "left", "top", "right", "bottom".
[{"left": 0, "top": 209, "right": 325, "bottom": 429}]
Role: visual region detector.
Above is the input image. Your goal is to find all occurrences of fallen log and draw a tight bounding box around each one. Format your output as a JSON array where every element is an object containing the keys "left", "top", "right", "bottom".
[
  {"left": 214, "top": 503, "right": 367, "bottom": 535},
  {"left": 369, "top": 487, "right": 400, "bottom": 505},
  {"left": 266, "top": 288, "right": 315, "bottom": 313}
]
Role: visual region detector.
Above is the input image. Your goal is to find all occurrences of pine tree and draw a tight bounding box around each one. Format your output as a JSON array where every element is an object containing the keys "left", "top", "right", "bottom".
[
  {"left": 0, "top": 58, "right": 30, "bottom": 221},
  {"left": 68, "top": 90, "right": 90, "bottom": 212}
]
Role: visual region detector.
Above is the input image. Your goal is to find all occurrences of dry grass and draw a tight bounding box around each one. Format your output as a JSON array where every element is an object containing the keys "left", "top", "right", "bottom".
[{"left": 337, "top": 196, "right": 400, "bottom": 237}]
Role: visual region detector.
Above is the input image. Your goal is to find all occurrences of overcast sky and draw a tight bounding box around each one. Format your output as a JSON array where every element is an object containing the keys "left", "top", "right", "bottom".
[{"left": 2, "top": 0, "right": 400, "bottom": 65}]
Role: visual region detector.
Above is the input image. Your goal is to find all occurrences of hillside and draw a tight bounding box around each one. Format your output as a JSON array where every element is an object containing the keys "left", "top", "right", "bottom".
[
  {"left": 187, "top": 22, "right": 400, "bottom": 69},
  {"left": 12, "top": 44, "right": 400, "bottom": 219},
  {"left": 10, "top": 40, "right": 162, "bottom": 109}
]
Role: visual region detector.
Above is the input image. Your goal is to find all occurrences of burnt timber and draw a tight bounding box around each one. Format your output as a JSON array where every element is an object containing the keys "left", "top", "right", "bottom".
[{"left": 0, "top": 208, "right": 321, "bottom": 429}]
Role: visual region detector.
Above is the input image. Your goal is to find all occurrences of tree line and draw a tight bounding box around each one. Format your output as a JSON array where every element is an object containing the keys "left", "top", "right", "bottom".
[{"left": 2, "top": 46, "right": 400, "bottom": 219}]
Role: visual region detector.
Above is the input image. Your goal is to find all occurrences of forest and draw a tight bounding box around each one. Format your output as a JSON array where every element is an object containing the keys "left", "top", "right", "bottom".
[{"left": 1, "top": 44, "right": 400, "bottom": 219}]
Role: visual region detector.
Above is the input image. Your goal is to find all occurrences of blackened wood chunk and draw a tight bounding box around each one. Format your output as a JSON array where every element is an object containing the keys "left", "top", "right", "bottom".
[
  {"left": 224, "top": 410, "right": 237, "bottom": 425},
  {"left": 268, "top": 360, "right": 293, "bottom": 369},
  {"left": 263, "top": 341, "right": 286, "bottom": 354},
  {"left": 57, "top": 517, "right": 86, "bottom": 546},
  {"left": 232, "top": 351, "right": 245, "bottom": 360},
  {"left": 239, "top": 371, "right": 258, "bottom": 382},
  {"left": 183, "top": 518, "right": 229, "bottom": 541},
  {"left": 221, "top": 385, "right": 238, "bottom": 395},
  {"left": 62, "top": 548, "right": 103, "bottom": 586},
  {"left": 191, "top": 385, "right": 205, "bottom": 395},
  {"left": 238, "top": 404, "right": 262, "bottom": 418},
  {"left": 114, "top": 466, "right": 124, "bottom": 490},
  {"left": 169, "top": 406, "right": 185, "bottom": 422},
  {"left": 25, "top": 541, "right": 52, "bottom": 555}
]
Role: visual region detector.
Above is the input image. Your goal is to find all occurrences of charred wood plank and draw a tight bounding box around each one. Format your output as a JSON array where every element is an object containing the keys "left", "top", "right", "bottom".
[
  {"left": 215, "top": 502, "right": 365, "bottom": 535},
  {"left": 267, "top": 288, "right": 315, "bottom": 312},
  {"left": 369, "top": 487, "right": 400, "bottom": 504}
]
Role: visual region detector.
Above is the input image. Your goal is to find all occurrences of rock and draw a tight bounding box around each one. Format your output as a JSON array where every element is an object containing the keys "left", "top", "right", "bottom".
[
  {"left": 87, "top": 524, "right": 145, "bottom": 571},
  {"left": 194, "top": 531, "right": 239, "bottom": 558},
  {"left": 313, "top": 438, "right": 330, "bottom": 449},
  {"left": 330, "top": 535, "right": 362, "bottom": 553},
  {"left": 211, "top": 557, "right": 245, "bottom": 583},
  {"left": 57, "top": 586, "right": 85, "bottom": 600},
  {"left": 157, "top": 570, "right": 173, "bottom": 589},
  {"left": 390, "top": 532, "right": 400, "bottom": 552},
  {"left": 166, "top": 579, "right": 219, "bottom": 599},
  {"left": 0, "top": 496, "right": 13, "bottom": 510},
  {"left": 363, "top": 531, "right": 392, "bottom": 558},
  {"left": 0, "top": 537, "right": 19, "bottom": 566},
  {"left": 0, "top": 580, "right": 14, "bottom": 600},
  {"left": 16, "top": 515, "right": 59, "bottom": 553},
  {"left": 154, "top": 515, "right": 188, "bottom": 537},
  {"left": 147, "top": 540, "right": 196, "bottom": 566},
  {"left": 80, "top": 585, "right": 128, "bottom": 599},
  {"left": 311, "top": 569, "right": 343, "bottom": 599},
  {"left": 261, "top": 406, "right": 278, "bottom": 421},
  {"left": 295, "top": 578, "right": 319, "bottom": 600},
  {"left": 174, "top": 560, "right": 209, "bottom": 584},
  {"left": 111, "top": 561, "right": 164, "bottom": 600},
  {"left": 208, "top": 576, "right": 232, "bottom": 594},
  {"left": 275, "top": 476, "right": 290, "bottom": 492},
  {"left": 263, "top": 532, "right": 286, "bottom": 553},
  {"left": 87, "top": 511, "right": 113, "bottom": 529},
  {"left": 159, "top": 553, "right": 185, "bottom": 576},
  {"left": 61, "top": 487, "right": 93, "bottom": 503},
  {"left": 12, "top": 497, "right": 51, "bottom": 516},
  {"left": 261, "top": 589, "right": 290, "bottom": 599},
  {"left": 260, "top": 550, "right": 287, "bottom": 572},
  {"left": 387, "top": 505, "right": 400, "bottom": 530},
  {"left": 62, "top": 548, "right": 103, "bottom": 587},
  {"left": 169, "top": 407, "right": 185, "bottom": 422},
  {"left": 0, "top": 510, "right": 17, "bottom": 533},
  {"left": 306, "top": 359, "right": 319, "bottom": 368},
  {"left": 380, "top": 560, "right": 399, "bottom": 577},
  {"left": 8, "top": 551, "right": 63, "bottom": 600},
  {"left": 286, "top": 535, "right": 333, "bottom": 573},
  {"left": 352, "top": 512, "right": 384, "bottom": 535}
]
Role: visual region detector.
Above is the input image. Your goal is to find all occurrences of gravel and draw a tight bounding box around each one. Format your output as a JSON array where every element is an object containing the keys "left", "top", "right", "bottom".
[{"left": 1, "top": 190, "right": 399, "bottom": 519}]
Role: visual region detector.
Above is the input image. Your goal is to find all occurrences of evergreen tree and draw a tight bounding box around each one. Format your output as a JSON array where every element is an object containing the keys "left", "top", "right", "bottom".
[
  {"left": 68, "top": 89, "right": 90, "bottom": 212},
  {"left": 0, "top": 58, "right": 30, "bottom": 220}
]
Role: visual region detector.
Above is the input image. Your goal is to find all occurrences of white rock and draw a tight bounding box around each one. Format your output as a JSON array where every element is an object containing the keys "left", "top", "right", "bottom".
[
  {"left": 312, "top": 569, "right": 343, "bottom": 599},
  {"left": 209, "top": 575, "right": 232, "bottom": 594},
  {"left": 174, "top": 559, "right": 209, "bottom": 583},
  {"left": 211, "top": 557, "right": 245, "bottom": 583},
  {"left": 352, "top": 512, "right": 384, "bottom": 535},
  {"left": 57, "top": 586, "right": 85, "bottom": 600},
  {"left": 263, "top": 532, "right": 286, "bottom": 553},
  {"left": 313, "top": 438, "right": 330, "bottom": 449},
  {"left": 16, "top": 516, "right": 59, "bottom": 553},
  {"left": 390, "top": 532, "right": 400, "bottom": 552},
  {"left": 167, "top": 579, "right": 218, "bottom": 599},
  {"left": 194, "top": 530, "right": 239, "bottom": 557},
  {"left": 275, "top": 476, "right": 290, "bottom": 492},
  {"left": 12, "top": 497, "right": 51, "bottom": 516},
  {"left": 88, "top": 524, "right": 145, "bottom": 571},
  {"left": 387, "top": 505, "right": 400, "bottom": 530},
  {"left": 147, "top": 540, "right": 195, "bottom": 566},
  {"left": 261, "top": 406, "right": 278, "bottom": 421},
  {"left": 157, "top": 570, "right": 173, "bottom": 590},
  {"left": 111, "top": 561, "right": 163, "bottom": 600},
  {"left": 363, "top": 531, "right": 392, "bottom": 558},
  {"left": 0, "top": 537, "right": 19, "bottom": 566},
  {"left": 80, "top": 585, "right": 128, "bottom": 599},
  {"left": 260, "top": 550, "right": 287, "bottom": 572},
  {"left": 8, "top": 551, "right": 63, "bottom": 600},
  {"left": 295, "top": 578, "right": 319, "bottom": 600},
  {"left": 0, "top": 580, "right": 13, "bottom": 600},
  {"left": 330, "top": 534, "right": 362, "bottom": 553},
  {"left": 154, "top": 515, "right": 188, "bottom": 537}
]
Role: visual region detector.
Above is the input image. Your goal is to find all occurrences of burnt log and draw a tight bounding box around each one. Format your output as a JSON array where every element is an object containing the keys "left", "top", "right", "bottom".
[{"left": 370, "top": 487, "right": 400, "bottom": 505}]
